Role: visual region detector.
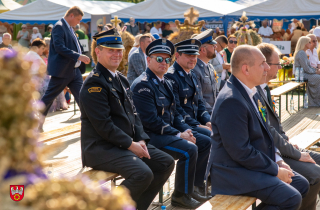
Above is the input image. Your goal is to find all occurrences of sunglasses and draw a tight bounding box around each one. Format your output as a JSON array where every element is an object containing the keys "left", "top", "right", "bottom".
[
  {"left": 229, "top": 40, "right": 237, "bottom": 44},
  {"left": 150, "top": 56, "right": 172, "bottom": 64}
]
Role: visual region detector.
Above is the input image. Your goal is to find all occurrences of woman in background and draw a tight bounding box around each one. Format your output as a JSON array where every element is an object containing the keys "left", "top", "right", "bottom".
[
  {"left": 294, "top": 36, "right": 320, "bottom": 106},
  {"left": 17, "top": 24, "right": 30, "bottom": 48}
]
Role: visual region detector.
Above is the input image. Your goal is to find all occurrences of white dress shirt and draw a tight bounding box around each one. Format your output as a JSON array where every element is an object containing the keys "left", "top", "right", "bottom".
[
  {"left": 306, "top": 48, "right": 320, "bottom": 68},
  {"left": 258, "top": 26, "right": 273, "bottom": 43},
  {"left": 108, "top": 69, "right": 117, "bottom": 77},
  {"left": 237, "top": 79, "right": 282, "bottom": 163}
]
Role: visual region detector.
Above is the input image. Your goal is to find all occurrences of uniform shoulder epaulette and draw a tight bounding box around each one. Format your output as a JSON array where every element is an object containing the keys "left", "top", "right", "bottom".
[
  {"left": 167, "top": 67, "right": 175, "bottom": 74},
  {"left": 92, "top": 68, "right": 101, "bottom": 77}
]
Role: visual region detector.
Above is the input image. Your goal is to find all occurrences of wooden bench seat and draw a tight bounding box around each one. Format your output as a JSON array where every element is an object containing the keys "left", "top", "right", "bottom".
[
  {"left": 270, "top": 82, "right": 306, "bottom": 120},
  {"left": 82, "top": 169, "right": 120, "bottom": 188},
  {"left": 39, "top": 122, "right": 81, "bottom": 142},
  {"left": 197, "top": 195, "right": 256, "bottom": 210},
  {"left": 289, "top": 129, "right": 320, "bottom": 150}
]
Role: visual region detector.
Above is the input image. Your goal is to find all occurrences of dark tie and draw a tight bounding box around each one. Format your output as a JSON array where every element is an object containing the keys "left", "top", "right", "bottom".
[{"left": 264, "top": 86, "right": 274, "bottom": 109}]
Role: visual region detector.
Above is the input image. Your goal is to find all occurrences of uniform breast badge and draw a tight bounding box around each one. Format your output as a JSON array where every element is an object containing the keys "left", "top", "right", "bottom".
[
  {"left": 184, "top": 96, "right": 188, "bottom": 104},
  {"left": 88, "top": 87, "right": 102, "bottom": 93},
  {"left": 162, "top": 105, "right": 165, "bottom": 115}
]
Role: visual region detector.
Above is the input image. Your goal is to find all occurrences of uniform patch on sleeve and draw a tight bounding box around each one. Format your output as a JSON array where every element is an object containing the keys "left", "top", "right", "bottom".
[
  {"left": 88, "top": 87, "right": 102, "bottom": 93},
  {"left": 138, "top": 88, "right": 150, "bottom": 93}
]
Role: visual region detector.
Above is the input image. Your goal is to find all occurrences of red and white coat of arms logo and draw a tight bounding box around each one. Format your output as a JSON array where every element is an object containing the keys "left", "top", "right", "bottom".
[{"left": 10, "top": 185, "right": 24, "bottom": 201}]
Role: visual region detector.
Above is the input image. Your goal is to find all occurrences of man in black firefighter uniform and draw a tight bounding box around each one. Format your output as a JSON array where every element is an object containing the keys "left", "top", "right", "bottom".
[
  {"left": 131, "top": 39, "right": 211, "bottom": 209},
  {"left": 79, "top": 29, "right": 174, "bottom": 210}
]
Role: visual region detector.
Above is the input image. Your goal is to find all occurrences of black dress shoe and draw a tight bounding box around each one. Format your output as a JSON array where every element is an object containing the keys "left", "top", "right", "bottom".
[
  {"left": 191, "top": 190, "right": 211, "bottom": 202},
  {"left": 194, "top": 186, "right": 212, "bottom": 197},
  {"left": 171, "top": 192, "right": 201, "bottom": 209}
]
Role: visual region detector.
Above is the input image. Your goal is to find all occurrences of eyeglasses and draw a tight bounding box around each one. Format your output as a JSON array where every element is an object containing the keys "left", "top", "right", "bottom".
[
  {"left": 150, "top": 56, "right": 172, "bottom": 64},
  {"left": 22, "top": 27, "right": 26, "bottom": 29},
  {"left": 229, "top": 40, "right": 237, "bottom": 44},
  {"left": 268, "top": 63, "right": 281, "bottom": 67},
  {"left": 312, "top": 40, "right": 317, "bottom": 43}
]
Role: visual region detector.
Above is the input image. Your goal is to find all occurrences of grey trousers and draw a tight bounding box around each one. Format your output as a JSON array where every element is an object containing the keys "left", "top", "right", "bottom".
[{"left": 283, "top": 149, "right": 320, "bottom": 210}]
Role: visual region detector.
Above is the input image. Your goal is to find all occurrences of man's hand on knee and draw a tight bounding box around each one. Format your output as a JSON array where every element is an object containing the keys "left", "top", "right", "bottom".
[
  {"left": 199, "top": 124, "right": 212, "bottom": 132},
  {"left": 277, "top": 167, "right": 294, "bottom": 184},
  {"left": 128, "top": 141, "right": 151, "bottom": 159},
  {"left": 277, "top": 160, "right": 292, "bottom": 172},
  {"left": 299, "top": 152, "right": 316, "bottom": 164},
  {"left": 181, "top": 130, "right": 196, "bottom": 144}
]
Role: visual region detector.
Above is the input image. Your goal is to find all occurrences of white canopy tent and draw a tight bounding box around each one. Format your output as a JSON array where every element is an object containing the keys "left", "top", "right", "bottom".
[
  {"left": 226, "top": 0, "right": 320, "bottom": 21},
  {"left": 112, "top": 0, "right": 248, "bottom": 23},
  {"left": 0, "top": 0, "right": 21, "bottom": 13},
  {"left": 0, "top": 0, "right": 133, "bottom": 24}
]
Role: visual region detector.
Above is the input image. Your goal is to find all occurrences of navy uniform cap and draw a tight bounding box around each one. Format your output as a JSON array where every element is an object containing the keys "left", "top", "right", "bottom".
[
  {"left": 175, "top": 39, "right": 201, "bottom": 55},
  {"left": 193, "top": 29, "right": 217, "bottom": 45},
  {"left": 93, "top": 28, "right": 124, "bottom": 49},
  {"left": 146, "top": 38, "right": 175, "bottom": 57}
]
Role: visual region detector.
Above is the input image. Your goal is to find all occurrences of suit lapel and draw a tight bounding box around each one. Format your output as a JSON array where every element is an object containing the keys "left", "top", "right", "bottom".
[
  {"left": 230, "top": 76, "right": 268, "bottom": 131},
  {"left": 61, "top": 18, "right": 78, "bottom": 49},
  {"left": 257, "top": 86, "right": 273, "bottom": 112},
  {"left": 139, "top": 47, "right": 146, "bottom": 68}
]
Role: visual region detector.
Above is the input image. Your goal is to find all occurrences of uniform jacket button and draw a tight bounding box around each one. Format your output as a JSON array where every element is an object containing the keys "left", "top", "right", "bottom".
[{"left": 120, "top": 145, "right": 122, "bottom": 147}]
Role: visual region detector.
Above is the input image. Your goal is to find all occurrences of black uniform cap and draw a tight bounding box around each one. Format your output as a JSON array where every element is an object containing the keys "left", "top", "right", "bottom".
[
  {"left": 193, "top": 29, "right": 217, "bottom": 45},
  {"left": 145, "top": 38, "right": 175, "bottom": 57},
  {"left": 174, "top": 39, "right": 201, "bottom": 55},
  {"left": 93, "top": 28, "right": 124, "bottom": 49}
]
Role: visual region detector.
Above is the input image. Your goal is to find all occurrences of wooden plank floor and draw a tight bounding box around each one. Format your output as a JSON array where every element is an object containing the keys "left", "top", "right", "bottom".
[{"left": 42, "top": 94, "right": 320, "bottom": 210}]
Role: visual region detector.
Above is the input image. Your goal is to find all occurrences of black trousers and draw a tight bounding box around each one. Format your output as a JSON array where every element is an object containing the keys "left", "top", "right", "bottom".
[
  {"left": 41, "top": 68, "right": 83, "bottom": 116},
  {"left": 242, "top": 171, "right": 309, "bottom": 210},
  {"left": 161, "top": 131, "right": 211, "bottom": 194},
  {"left": 92, "top": 144, "right": 174, "bottom": 210},
  {"left": 283, "top": 149, "right": 320, "bottom": 210}
]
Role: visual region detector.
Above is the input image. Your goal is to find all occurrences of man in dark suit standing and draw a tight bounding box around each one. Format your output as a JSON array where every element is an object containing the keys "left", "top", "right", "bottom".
[
  {"left": 131, "top": 39, "right": 211, "bottom": 208},
  {"left": 209, "top": 45, "right": 309, "bottom": 209},
  {"left": 79, "top": 29, "right": 174, "bottom": 210},
  {"left": 127, "top": 34, "right": 152, "bottom": 85},
  {"left": 41, "top": 6, "right": 90, "bottom": 120},
  {"left": 256, "top": 43, "right": 320, "bottom": 210}
]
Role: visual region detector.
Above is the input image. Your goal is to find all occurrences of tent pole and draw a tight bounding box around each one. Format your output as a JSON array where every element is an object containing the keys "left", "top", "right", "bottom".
[{"left": 223, "top": 16, "right": 229, "bottom": 36}]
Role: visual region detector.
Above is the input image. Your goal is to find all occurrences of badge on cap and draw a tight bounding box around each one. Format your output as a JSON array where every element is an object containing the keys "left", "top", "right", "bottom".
[
  {"left": 191, "top": 39, "right": 195, "bottom": 44},
  {"left": 153, "top": 78, "right": 159, "bottom": 85},
  {"left": 113, "top": 28, "right": 118, "bottom": 35},
  {"left": 162, "top": 38, "right": 166, "bottom": 45},
  {"left": 178, "top": 71, "right": 184, "bottom": 77}
]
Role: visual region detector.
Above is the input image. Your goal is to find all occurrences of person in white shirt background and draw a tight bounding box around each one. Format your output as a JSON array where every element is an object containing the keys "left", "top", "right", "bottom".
[
  {"left": 30, "top": 27, "right": 43, "bottom": 44},
  {"left": 150, "top": 20, "right": 162, "bottom": 38},
  {"left": 306, "top": 34, "right": 320, "bottom": 69},
  {"left": 258, "top": 20, "right": 273, "bottom": 43}
]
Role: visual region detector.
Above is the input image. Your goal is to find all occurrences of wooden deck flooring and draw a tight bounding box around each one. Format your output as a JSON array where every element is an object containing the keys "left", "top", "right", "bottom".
[{"left": 42, "top": 95, "right": 320, "bottom": 210}]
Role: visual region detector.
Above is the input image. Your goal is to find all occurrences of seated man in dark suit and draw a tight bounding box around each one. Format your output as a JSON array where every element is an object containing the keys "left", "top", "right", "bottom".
[
  {"left": 165, "top": 39, "right": 212, "bottom": 137},
  {"left": 79, "top": 29, "right": 174, "bottom": 210},
  {"left": 208, "top": 45, "right": 309, "bottom": 210},
  {"left": 127, "top": 34, "right": 152, "bottom": 85},
  {"left": 256, "top": 43, "right": 320, "bottom": 210},
  {"left": 131, "top": 39, "right": 212, "bottom": 209},
  {"left": 41, "top": 6, "right": 90, "bottom": 124}
]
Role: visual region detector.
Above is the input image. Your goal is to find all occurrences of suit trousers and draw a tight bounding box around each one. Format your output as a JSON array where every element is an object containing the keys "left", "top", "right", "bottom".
[
  {"left": 41, "top": 68, "right": 83, "bottom": 116},
  {"left": 92, "top": 144, "right": 174, "bottom": 210},
  {"left": 282, "top": 149, "right": 320, "bottom": 210},
  {"left": 161, "top": 131, "right": 211, "bottom": 194},
  {"left": 242, "top": 171, "right": 309, "bottom": 210}
]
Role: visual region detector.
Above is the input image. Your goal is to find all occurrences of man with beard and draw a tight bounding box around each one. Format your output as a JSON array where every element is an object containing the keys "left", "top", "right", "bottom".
[{"left": 192, "top": 29, "right": 219, "bottom": 114}]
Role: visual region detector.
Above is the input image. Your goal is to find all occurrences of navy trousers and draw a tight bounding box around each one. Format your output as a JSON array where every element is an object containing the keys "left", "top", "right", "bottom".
[
  {"left": 192, "top": 125, "right": 212, "bottom": 137},
  {"left": 242, "top": 171, "right": 309, "bottom": 210},
  {"left": 41, "top": 68, "right": 83, "bottom": 116},
  {"left": 161, "top": 131, "right": 211, "bottom": 194}
]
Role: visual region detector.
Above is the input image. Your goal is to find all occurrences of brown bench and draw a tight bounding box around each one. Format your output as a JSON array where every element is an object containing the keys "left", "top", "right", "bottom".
[
  {"left": 271, "top": 82, "right": 306, "bottom": 120},
  {"left": 39, "top": 122, "right": 81, "bottom": 142},
  {"left": 289, "top": 129, "right": 320, "bottom": 151},
  {"left": 198, "top": 195, "right": 256, "bottom": 210}
]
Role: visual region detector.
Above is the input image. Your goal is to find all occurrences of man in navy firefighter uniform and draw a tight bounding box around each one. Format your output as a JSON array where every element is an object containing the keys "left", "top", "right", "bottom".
[
  {"left": 131, "top": 39, "right": 211, "bottom": 209},
  {"left": 79, "top": 29, "right": 175, "bottom": 210},
  {"left": 165, "top": 39, "right": 212, "bottom": 138}
]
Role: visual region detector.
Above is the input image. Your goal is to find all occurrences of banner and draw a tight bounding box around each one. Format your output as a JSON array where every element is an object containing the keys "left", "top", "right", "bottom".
[
  {"left": 79, "top": 39, "right": 89, "bottom": 52},
  {"left": 270, "top": 41, "right": 291, "bottom": 54},
  {"left": 272, "top": 19, "right": 283, "bottom": 32}
]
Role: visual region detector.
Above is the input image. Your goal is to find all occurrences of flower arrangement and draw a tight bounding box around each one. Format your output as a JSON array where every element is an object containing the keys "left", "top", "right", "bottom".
[
  {"left": 280, "top": 55, "right": 294, "bottom": 69},
  {"left": 0, "top": 48, "right": 135, "bottom": 210}
]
